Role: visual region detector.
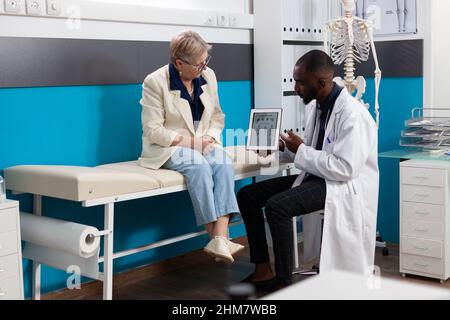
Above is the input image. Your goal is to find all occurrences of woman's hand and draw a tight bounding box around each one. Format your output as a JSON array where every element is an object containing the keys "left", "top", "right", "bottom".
[
  {"left": 170, "top": 135, "right": 185, "bottom": 147},
  {"left": 171, "top": 135, "right": 195, "bottom": 149},
  {"left": 200, "top": 136, "right": 215, "bottom": 155},
  {"left": 203, "top": 135, "right": 216, "bottom": 143},
  {"left": 170, "top": 135, "right": 215, "bottom": 154}
]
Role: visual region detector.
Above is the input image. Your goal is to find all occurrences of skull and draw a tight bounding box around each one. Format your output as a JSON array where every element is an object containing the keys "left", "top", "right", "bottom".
[{"left": 341, "top": 0, "right": 356, "bottom": 12}]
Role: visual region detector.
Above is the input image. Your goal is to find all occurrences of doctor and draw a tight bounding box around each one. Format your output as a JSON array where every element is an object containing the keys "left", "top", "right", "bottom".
[{"left": 237, "top": 50, "right": 379, "bottom": 289}]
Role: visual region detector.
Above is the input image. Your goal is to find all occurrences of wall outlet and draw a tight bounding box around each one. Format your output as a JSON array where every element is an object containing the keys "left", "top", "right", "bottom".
[
  {"left": 4, "top": 0, "right": 23, "bottom": 13},
  {"left": 26, "top": 0, "right": 44, "bottom": 15},
  {"left": 216, "top": 13, "right": 228, "bottom": 27},
  {"left": 204, "top": 12, "right": 216, "bottom": 26},
  {"left": 229, "top": 14, "right": 239, "bottom": 27},
  {"left": 46, "top": 0, "right": 60, "bottom": 15}
]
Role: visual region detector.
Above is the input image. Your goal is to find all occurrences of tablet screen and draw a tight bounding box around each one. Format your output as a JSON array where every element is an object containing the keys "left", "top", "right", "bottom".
[{"left": 247, "top": 109, "right": 282, "bottom": 150}]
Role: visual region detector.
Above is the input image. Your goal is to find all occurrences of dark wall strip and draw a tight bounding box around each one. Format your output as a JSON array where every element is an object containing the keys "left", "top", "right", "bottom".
[
  {"left": 336, "top": 39, "right": 423, "bottom": 78},
  {"left": 283, "top": 40, "right": 325, "bottom": 46},
  {"left": 0, "top": 37, "right": 253, "bottom": 88},
  {"left": 0, "top": 37, "right": 421, "bottom": 88}
]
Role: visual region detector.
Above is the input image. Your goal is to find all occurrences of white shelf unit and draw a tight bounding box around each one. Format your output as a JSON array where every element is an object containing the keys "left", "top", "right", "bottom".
[
  {"left": 400, "top": 160, "right": 450, "bottom": 283},
  {"left": 254, "top": 0, "right": 329, "bottom": 137},
  {"left": 0, "top": 200, "right": 24, "bottom": 300},
  {"left": 253, "top": 0, "right": 330, "bottom": 256}
]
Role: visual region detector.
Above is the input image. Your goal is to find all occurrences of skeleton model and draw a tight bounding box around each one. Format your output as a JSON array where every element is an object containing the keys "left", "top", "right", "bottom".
[{"left": 324, "top": 0, "right": 382, "bottom": 127}]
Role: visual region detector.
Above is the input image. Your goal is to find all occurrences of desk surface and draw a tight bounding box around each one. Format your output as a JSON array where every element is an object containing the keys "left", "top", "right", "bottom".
[
  {"left": 0, "top": 199, "right": 18, "bottom": 210},
  {"left": 263, "top": 271, "right": 450, "bottom": 300},
  {"left": 379, "top": 148, "right": 450, "bottom": 162}
]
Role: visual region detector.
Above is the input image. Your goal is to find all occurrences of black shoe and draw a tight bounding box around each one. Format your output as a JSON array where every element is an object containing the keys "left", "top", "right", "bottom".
[{"left": 240, "top": 274, "right": 276, "bottom": 290}]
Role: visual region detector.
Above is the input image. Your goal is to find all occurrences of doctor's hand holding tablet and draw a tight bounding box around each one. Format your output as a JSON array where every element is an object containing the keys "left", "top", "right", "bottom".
[
  {"left": 258, "top": 130, "right": 305, "bottom": 157},
  {"left": 279, "top": 130, "right": 304, "bottom": 154},
  {"left": 246, "top": 108, "right": 304, "bottom": 156}
]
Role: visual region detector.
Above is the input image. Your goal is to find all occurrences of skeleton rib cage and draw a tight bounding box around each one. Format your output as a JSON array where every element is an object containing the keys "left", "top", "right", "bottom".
[
  {"left": 324, "top": 0, "right": 382, "bottom": 128},
  {"left": 329, "top": 18, "right": 371, "bottom": 82}
]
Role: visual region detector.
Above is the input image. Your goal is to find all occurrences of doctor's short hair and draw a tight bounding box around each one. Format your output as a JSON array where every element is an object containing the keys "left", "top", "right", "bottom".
[
  {"left": 296, "top": 50, "right": 336, "bottom": 76},
  {"left": 170, "top": 30, "right": 212, "bottom": 65}
]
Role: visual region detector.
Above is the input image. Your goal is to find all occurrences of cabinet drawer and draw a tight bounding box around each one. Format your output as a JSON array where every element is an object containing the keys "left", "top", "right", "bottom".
[
  {"left": 401, "top": 254, "right": 443, "bottom": 276},
  {"left": 0, "top": 208, "right": 17, "bottom": 234},
  {"left": 402, "top": 185, "right": 444, "bottom": 205},
  {"left": 0, "top": 232, "right": 18, "bottom": 257},
  {"left": 402, "top": 219, "right": 444, "bottom": 240},
  {"left": 402, "top": 202, "right": 445, "bottom": 222},
  {"left": 401, "top": 236, "right": 442, "bottom": 259},
  {"left": 0, "top": 254, "right": 20, "bottom": 282},
  {"left": 401, "top": 167, "right": 445, "bottom": 187},
  {"left": 0, "top": 276, "right": 21, "bottom": 300}
]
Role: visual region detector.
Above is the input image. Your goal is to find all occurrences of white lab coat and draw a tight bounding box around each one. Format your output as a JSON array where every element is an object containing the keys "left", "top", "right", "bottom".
[{"left": 280, "top": 88, "right": 379, "bottom": 274}]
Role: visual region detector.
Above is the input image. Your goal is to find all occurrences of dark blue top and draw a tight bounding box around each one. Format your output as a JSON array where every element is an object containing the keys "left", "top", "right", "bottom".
[
  {"left": 315, "top": 83, "right": 343, "bottom": 151},
  {"left": 169, "top": 64, "right": 207, "bottom": 123}
]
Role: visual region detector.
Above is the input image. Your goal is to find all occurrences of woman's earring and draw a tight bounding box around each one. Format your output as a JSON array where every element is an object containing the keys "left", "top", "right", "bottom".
[{"left": 179, "top": 71, "right": 183, "bottom": 77}]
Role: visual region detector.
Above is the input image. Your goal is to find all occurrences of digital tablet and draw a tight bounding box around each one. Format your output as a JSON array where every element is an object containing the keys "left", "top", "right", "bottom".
[{"left": 246, "top": 108, "right": 282, "bottom": 151}]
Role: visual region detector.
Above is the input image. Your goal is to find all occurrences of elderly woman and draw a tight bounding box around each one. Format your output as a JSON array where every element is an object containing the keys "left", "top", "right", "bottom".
[{"left": 139, "top": 31, "right": 243, "bottom": 263}]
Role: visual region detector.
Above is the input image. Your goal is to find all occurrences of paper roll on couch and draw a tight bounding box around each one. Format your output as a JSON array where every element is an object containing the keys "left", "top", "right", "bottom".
[{"left": 20, "top": 212, "right": 101, "bottom": 279}]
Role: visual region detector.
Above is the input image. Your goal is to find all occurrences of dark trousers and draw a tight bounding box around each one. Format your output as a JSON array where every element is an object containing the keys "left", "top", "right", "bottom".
[{"left": 237, "top": 175, "right": 326, "bottom": 285}]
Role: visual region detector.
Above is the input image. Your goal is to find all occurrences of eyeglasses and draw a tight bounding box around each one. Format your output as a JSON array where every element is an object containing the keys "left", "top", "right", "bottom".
[{"left": 180, "top": 55, "right": 211, "bottom": 72}]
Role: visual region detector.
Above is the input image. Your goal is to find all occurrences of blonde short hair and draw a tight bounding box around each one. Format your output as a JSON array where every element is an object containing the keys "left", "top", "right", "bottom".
[{"left": 170, "top": 30, "right": 212, "bottom": 65}]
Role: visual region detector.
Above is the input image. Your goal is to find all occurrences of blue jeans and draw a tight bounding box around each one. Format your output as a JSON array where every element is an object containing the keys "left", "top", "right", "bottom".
[{"left": 162, "top": 147, "right": 240, "bottom": 226}]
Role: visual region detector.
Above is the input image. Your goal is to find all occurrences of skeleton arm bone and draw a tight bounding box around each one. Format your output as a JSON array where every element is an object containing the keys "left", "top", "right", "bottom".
[{"left": 368, "top": 24, "right": 381, "bottom": 128}]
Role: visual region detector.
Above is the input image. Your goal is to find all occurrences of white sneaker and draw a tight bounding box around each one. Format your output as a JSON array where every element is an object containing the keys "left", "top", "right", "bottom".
[
  {"left": 214, "top": 239, "right": 245, "bottom": 262},
  {"left": 204, "top": 236, "right": 234, "bottom": 263},
  {"left": 227, "top": 239, "right": 245, "bottom": 256}
]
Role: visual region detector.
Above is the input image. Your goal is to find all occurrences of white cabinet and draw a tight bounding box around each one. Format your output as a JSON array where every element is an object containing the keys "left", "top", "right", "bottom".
[
  {"left": 400, "top": 160, "right": 450, "bottom": 282},
  {"left": 0, "top": 200, "right": 24, "bottom": 300},
  {"left": 254, "top": 0, "right": 329, "bottom": 140},
  {"left": 282, "top": 0, "right": 327, "bottom": 41}
]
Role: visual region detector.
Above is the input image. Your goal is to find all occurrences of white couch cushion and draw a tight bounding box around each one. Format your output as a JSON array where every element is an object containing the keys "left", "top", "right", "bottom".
[
  {"left": 4, "top": 165, "right": 160, "bottom": 202},
  {"left": 4, "top": 146, "right": 282, "bottom": 202},
  {"left": 97, "top": 161, "right": 185, "bottom": 188}
]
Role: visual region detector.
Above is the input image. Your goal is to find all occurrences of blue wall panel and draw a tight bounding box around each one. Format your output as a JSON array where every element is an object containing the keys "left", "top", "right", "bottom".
[{"left": 0, "top": 81, "right": 252, "bottom": 298}]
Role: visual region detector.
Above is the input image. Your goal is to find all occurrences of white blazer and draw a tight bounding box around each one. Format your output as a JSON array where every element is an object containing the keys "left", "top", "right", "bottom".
[
  {"left": 281, "top": 88, "right": 379, "bottom": 274},
  {"left": 139, "top": 65, "right": 225, "bottom": 170}
]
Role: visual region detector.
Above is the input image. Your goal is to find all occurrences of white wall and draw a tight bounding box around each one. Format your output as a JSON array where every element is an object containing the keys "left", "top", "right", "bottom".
[
  {"left": 0, "top": 0, "right": 253, "bottom": 44},
  {"left": 89, "top": 0, "right": 251, "bottom": 14},
  {"left": 424, "top": 0, "right": 450, "bottom": 109}
]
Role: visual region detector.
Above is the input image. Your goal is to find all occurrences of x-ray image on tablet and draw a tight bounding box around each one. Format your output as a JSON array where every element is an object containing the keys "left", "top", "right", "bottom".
[{"left": 246, "top": 109, "right": 282, "bottom": 151}]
